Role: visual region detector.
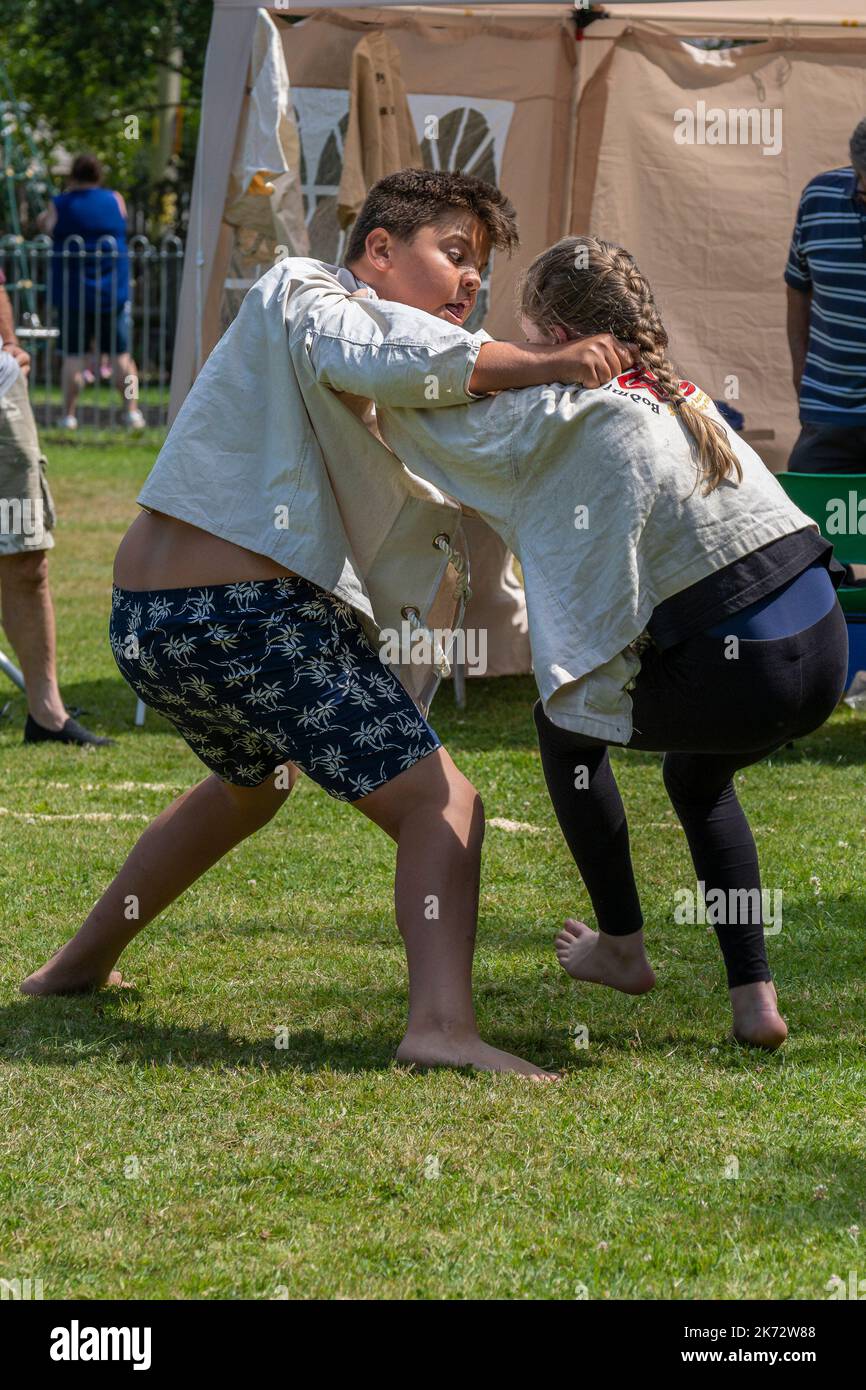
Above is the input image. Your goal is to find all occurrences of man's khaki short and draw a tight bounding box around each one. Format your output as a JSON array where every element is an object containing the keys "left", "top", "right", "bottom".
[{"left": 0, "top": 374, "right": 56, "bottom": 556}]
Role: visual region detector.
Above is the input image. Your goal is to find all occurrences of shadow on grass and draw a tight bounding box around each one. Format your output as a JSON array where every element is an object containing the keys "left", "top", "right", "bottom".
[
  {"left": 0, "top": 994, "right": 570, "bottom": 1075},
  {"left": 0, "top": 995, "right": 396, "bottom": 1071},
  {"left": 2, "top": 961, "right": 861, "bottom": 1073},
  {"left": 766, "top": 715, "right": 866, "bottom": 767},
  {"left": 608, "top": 718, "right": 866, "bottom": 771},
  {"left": 0, "top": 679, "right": 173, "bottom": 739}
]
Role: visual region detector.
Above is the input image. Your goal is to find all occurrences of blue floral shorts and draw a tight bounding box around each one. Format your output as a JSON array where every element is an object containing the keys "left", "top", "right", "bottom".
[{"left": 109, "top": 575, "right": 441, "bottom": 798}]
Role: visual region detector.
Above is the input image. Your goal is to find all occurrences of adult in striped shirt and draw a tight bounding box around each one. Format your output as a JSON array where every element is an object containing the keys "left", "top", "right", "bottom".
[{"left": 785, "top": 118, "right": 866, "bottom": 473}]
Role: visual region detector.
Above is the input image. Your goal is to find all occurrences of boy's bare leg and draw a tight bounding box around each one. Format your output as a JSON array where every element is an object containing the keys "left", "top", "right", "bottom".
[
  {"left": 20, "top": 768, "right": 297, "bottom": 994},
  {"left": 354, "top": 748, "right": 555, "bottom": 1078}
]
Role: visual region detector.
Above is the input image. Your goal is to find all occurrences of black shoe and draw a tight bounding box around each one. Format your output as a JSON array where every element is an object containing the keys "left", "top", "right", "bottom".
[{"left": 24, "top": 714, "right": 116, "bottom": 747}]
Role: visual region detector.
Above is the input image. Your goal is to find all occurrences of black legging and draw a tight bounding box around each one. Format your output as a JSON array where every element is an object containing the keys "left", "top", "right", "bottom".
[{"left": 534, "top": 601, "right": 849, "bottom": 988}]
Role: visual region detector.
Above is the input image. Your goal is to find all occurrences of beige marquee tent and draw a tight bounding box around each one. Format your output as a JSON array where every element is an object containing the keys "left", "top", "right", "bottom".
[
  {"left": 173, "top": 0, "right": 866, "bottom": 671},
  {"left": 175, "top": 0, "right": 583, "bottom": 410},
  {"left": 177, "top": 0, "right": 866, "bottom": 470},
  {"left": 177, "top": 0, "right": 866, "bottom": 469},
  {"left": 180, "top": 0, "right": 594, "bottom": 676},
  {"left": 574, "top": 1, "right": 866, "bottom": 470}
]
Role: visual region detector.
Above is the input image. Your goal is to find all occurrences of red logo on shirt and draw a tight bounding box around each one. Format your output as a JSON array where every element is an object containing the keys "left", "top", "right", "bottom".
[{"left": 616, "top": 370, "right": 696, "bottom": 402}]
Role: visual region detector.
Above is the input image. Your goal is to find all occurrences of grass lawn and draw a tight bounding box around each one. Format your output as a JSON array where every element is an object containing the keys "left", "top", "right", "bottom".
[{"left": 1, "top": 434, "right": 864, "bottom": 1301}]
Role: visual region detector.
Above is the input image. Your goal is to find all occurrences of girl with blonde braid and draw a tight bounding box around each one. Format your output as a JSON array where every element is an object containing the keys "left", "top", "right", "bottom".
[
  {"left": 344, "top": 235, "right": 848, "bottom": 1049},
  {"left": 519, "top": 238, "right": 847, "bottom": 1048}
]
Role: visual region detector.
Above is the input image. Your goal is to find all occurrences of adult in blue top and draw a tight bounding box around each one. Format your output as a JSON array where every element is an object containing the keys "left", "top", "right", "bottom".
[
  {"left": 785, "top": 118, "right": 866, "bottom": 472},
  {"left": 38, "top": 154, "right": 144, "bottom": 431}
]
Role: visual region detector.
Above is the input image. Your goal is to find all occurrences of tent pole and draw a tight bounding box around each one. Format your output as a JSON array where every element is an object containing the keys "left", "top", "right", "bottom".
[
  {"left": 0, "top": 647, "right": 25, "bottom": 692},
  {"left": 561, "top": 23, "right": 582, "bottom": 236},
  {"left": 194, "top": 57, "right": 206, "bottom": 375}
]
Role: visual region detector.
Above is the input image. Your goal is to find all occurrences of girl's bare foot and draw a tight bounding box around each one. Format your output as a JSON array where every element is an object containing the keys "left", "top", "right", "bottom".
[
  {"left": 20, "top": 941, "right": 128, "bottom": 996},
  {"left": 729, "top": 980, "right": 787, "bottom": 1050},
  {"left": 554, "top": 919, "right": 656, "bottom": 995},
  {"left": 396, "top": 1030, "right": 558, "bottom": 1079}
]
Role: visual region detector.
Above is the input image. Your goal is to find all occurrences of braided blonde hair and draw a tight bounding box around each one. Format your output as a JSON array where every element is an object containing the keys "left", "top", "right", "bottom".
[{"left": 520, "top": 237, "right": 742, "bottom": 495}]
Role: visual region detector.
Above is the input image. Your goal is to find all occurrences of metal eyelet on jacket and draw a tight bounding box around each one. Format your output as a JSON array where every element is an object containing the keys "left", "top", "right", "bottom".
[
  {"left": 400, "top": 605, "right": 449, "bottom": 677},
  {"left": 432, "top": 532, "right": 472, "bottom": 601}
]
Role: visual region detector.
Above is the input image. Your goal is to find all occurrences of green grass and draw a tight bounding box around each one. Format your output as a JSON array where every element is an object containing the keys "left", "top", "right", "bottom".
[{"left": 1, "top": 437, "right": 865, "bottom": 1300}]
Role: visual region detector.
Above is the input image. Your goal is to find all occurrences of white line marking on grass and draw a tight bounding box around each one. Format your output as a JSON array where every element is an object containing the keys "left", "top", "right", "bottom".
[
  {"left": 488, "top": 817, "right": 542, "bottom": 834},
  {"left": 46, "top": 781, "right": 183, "bottom": 792},
  {"left": 0, "top": 807, "right": 149, "bottom": 823}
]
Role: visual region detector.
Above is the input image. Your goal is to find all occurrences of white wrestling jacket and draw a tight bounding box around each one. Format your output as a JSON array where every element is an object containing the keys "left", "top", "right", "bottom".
[
  {"left": 301, "top": 293, "right": 816, "bottom": 742},
  {"left": 138, "top": 257, "right": 486, "bottom": 711}
]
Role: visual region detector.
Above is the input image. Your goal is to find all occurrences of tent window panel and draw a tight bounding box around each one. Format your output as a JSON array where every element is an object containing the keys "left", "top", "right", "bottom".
[{"left": 290, "top": 88, "right": 515, "bottom": 332}]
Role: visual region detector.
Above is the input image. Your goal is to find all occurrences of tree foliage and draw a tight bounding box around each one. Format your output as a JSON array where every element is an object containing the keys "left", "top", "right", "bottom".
[{"left": 2, "top": 0, "right": 211, "bottom": 228}]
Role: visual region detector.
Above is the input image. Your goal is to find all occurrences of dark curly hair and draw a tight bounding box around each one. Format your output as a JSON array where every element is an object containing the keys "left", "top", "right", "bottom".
[{"left": 345, "top": 167, "right": 519, "bottom": 265}]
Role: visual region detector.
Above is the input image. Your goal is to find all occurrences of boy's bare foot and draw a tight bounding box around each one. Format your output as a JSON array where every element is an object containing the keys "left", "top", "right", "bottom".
[
  {"left": 396, "top": 1030, "right": 557, "bottom": 1079},
  {"left": 729, "top": 980, "right": 787, "bottom": 1050},
  {"left": 20, "top": 943, "right": 128, "bottom": 996},
  {"left": 554, "top": 919, "right": 656, "bottom": 995}
]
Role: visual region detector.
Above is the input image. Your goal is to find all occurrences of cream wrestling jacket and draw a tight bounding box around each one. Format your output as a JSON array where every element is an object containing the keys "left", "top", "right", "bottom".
[{"left": 137, "top": 257, "right": 486, "bottom": 710}]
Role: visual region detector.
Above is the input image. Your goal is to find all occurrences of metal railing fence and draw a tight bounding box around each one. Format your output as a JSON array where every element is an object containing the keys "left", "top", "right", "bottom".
[{"left": 0, "top": 232, "right": 183, "bottom": 429}]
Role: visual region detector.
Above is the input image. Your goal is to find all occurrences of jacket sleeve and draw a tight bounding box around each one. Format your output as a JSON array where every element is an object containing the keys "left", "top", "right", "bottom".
[{"left": 291, "top": 274, "right": 486, "bottom": 407}]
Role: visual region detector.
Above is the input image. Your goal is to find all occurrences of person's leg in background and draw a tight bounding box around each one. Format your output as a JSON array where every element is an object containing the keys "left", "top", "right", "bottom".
[
  {"left": 112, "top": 350, "right": 144, "bottom": 429},
  {"left": 58, "top": 303, "right": 90, "bottom": 428},
  {"left": 0, "top": 374, "right": 112, "bottom": 745},
  {"left": 105, "top": 303, "right": 144, "bottom": 430},
  {"left": 1, "top": 549, "right": 67, "bottom": 730},
  {"left": 60, "top": 354, "right": 86, "bottom": 427},
  {"left": 0, "top": 549, "right": 111, "bottom": 745},
  {"left": 787, "top": 424, "right": 866, "bottom": 475}
]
